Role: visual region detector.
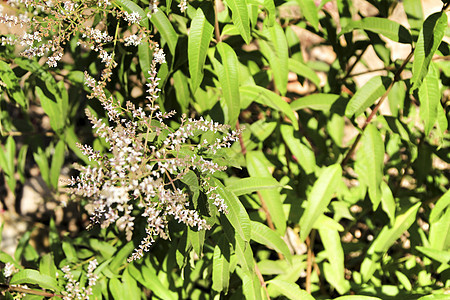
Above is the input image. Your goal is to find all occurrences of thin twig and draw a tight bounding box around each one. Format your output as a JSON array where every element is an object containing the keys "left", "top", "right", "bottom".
[
  {"left": 342, "top": 46, "right": 368, "bottom": 81},
  {"left": 0, "top": 284, "right": 62, "bottom": 298},
  {"left": 341, "top": 50, "right": 414, "bottom": 167},
  {"left": 214, "top": 0, "right": 221, "bottom": 43},
  {"left": 254, "top": 263, "right": 271, "bottom": 300},
  {"left": 236, "top": 120, "right": 247, "bottom": 156},
  {"left": 305, "top": 230, "right": 316, "bottom": 294},
  {"left": 257, "top": 191, "right": 284, "bottom": 260}
]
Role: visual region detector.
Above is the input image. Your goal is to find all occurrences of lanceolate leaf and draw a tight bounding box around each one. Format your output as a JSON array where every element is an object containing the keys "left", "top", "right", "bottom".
[
  {"left": 341, "top": 18, "right": 412, "bottom": 44},
  {"left": 225, "top": 0, "right": 251, "bottom": 44},
  {"left": 214, "top": 179, "right": 251, "bottom": 242},
  {"left": 115, "top": 0, "right": 148, "bottom": 27},
  {"left": 319, "top": 228, "right": 350, "bottom": 294},
  {"left": 212, "top": 42, "right": 240, "bottom": 127},
  {"left": 430, "top": 189, "right": 450, "bottom": 223},
  {"left": 36, "top": 86, "right": 66, "bottom": 131},
  {"left": 240, "top": 85, "right": 298, "bottom": 130},
  {"left": 299, "top": 164, "right": 342, "bottom": 241},
  {"left": 290, "top": 94, "right": 340, "bottom": 111},
  {"left": 151, "top": 10, "right": 178, "bottom": 55},
  {"left": 50, "top": 140, "right": 65, "bottom": 190},
  {"left": 288, "top": 58, "right": 320, "bottom": 87},
  {"left": 296, "top": 0, "right": 319, "bottom": 31},
  {"left": 10, "top": 269, "right": 61, "bottom": 292},
  {"left": 188, "top": 6, "right": 214, "bottom": 93},
  {"left": 246, "top": 151, "right": 287, "bottom": 235},
  {"left": 268, "top": 279, "right": 314, "bottom": 300},
  {"left": 355, "top": 124, "right": 385, "bottom": 210},
  {"left": 250, "top": 221, "right": 291, "bottom": 261},
  {"left": 418, "top": 62, "right": 440, "bottom": 136},
  {"left": 402, "top": 0, "right": 424, "bottom": 31},
  {"left": 227, "top": 177, "right": 287, "bottom": 196},
  {"left": 345, "top": 76, "right": 392, "bottom": 118},
  {"left": 361, "top": 202, "right": 421, "bottom": 282},
  {"left": 280, "top": 124, "right": 315, "bottom": 174},
  {"left": 212, "top": 237, "right": 230, "bottom": 293},
  {"left": 259, "top": 23, "right": 289, "bottom": 95},
  {"left": 0, "top": 60, "right": 28, "bottom": 109},
  {"left": 381, "top": 181, "right": 396, "bottom": 226},
  {"left": 411, "top": 12, "right": 448, "bottom": 92},
  {"left": 416, "top": 246, "right": 450, "bottom": 264}
]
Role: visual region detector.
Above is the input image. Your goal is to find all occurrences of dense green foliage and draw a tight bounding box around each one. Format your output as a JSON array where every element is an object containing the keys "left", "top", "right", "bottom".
[{"left": 0, "top": 0, "right": 449, "bottom": 299}]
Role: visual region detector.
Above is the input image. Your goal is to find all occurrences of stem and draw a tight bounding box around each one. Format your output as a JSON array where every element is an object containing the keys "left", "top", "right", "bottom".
[
  {"left": 214, "top": 0, "right": 221, "bottom": 43},
  {"left": 341, "top": 49, "right": 414, "bottom": 167},
  {"left": 305, "top": 230, "right": 316, "bottom": 294},
  {"left": 257, "top": 191, "right": 284, "bottom": 260},
  {"left": 254, "top": 262, "right": 271, "bottom": 300},
  {"left": 0, "top": 284, "right": 62, "bottom": 298},
  {"left": 342, "top": 46, "right": 368, "bottom": 81}
]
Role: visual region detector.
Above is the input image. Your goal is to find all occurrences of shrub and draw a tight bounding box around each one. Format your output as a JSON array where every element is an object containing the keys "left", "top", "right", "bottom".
[{"left": 0, "top": 0, "right": 449, "bottom": 299}]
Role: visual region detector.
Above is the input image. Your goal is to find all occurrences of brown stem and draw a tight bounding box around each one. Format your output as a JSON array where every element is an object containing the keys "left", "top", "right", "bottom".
[
  {"left": 254, "top": 262, "right": 271, "bottom": 300},
  {"left": 0, "top": 284, "right": 62, "bottom": 298},
  {"left": 346, "top": 66, "right": 395, "bottom": 78},
  {"left": 341, "top": 49, "right": 414, "bottom": 167},
  {"left": 257, "top": 192, "right": 283, "bottom": 260},
  {"left": 305, "top": 230, "right": 316, "bottom": 294},
  {"left": 342, "top": 46, "right": 368, "bottom": 81},
  {"left": 214, "top": 0, "right": 221, "bottom": 43}
]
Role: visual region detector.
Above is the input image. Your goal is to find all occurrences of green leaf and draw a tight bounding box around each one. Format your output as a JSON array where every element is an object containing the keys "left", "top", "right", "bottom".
[
  {"left": 296, "top": 0, "right": 319, "bottom": 31},
  {"left": 122, "top": 269, "right": 141, "bottom": 299},
  {"left": 416, "top": 246, "right": 450, "bottom": 264},
  {"left": 33, "top": 147, "right": 50, "bottom": 188},
  {"left": 109, "top": 241, "right": 134, "bottom": 272},
  {"left": 290, "top": 94, "right": 340, "bottom": 111},
  {"left": 173, "top": 70, "right": 190, "bottom": 110},
  {"left": 429, "top": 206, "right": 450, "bottom": 251},
  {"left": 138, "top": 40, "right": 152, "bottom": 80},
  {"left": 251, "top": 221, "right": 291, "bottom": 261},
  {"left": 246, "top": 151, "right": 287, "bottom": 235},
  {"left": 418, "top": 62, "right": 440, "bottom": 136},
  {"left": 39, "top": 254, "right": 57, "bottom": 278},
  {"left": 280, "top": 124, "right": 315, "bottom": 174},
  {"left": 430, "top": 189, "right": 450, "bottom": 223},
  {"left": 411, "top": 12, "right": 448, "bottom": 92},
  {"left": 109, "top": 277, "right": 125, "bottom": 299},
  {"left": 227, "top": 177, "right": 288, "bottom": 196},
  {"left": 62, "top": 241, "right": 77, "bottom": 262},
  {"left": 259, "top": 23, "right": 289, "bottom": 95},
  {"left": 240, "top": 85, "right": 298, "bottom": 130},
  {"left": 17, "top": 144, "right": 28, "bottom": 184},
  {"left": 212, "top": 236, "right": 230, "bottom": 293},
  {"left": 130, "top": 263, "right": 177, "bottom": 300},
  {"left": 299, "top": 164, "right": 342, "bottom": 241},
  {"left": 361, "top": 202, "right": 421, "bottom": 281},
  {"left": 319, "top": 227, "right": 350, "bottom": 294},
  {"left": 0, "top": 60, "right": 28, "bottom": 109},
  {"left": 288, "top": 59, "right": 320, "bottom": 87},
  {"left": 214, "top": 179, "right": 251, "bottom": 242},
  {"left": 395, "top": 270, "right": 412, "bottom": 291},
  {"left": 212, "top": 42, "right": 240, "bottom": 127},
  {"left": 237, "top": 267, "right": 263, "bottom": 300},
  {"left": 10, "top": 269, "right": 61, "bottom": 292},
  {"left": 89, "top": 239, "right": 116, "bottom": 258},
  {"left": 345, "top": 76, "right": 392, "bottom": 118},
  {"left": 36, "top": 86, "right": 65, "bottom": 131},
  {"left": 403, "top": 0, "right": 423, "bottom": 31},
  {"left": 334, "top": 297, "right": 382, "bottom": 300},
  {"left": 1, "top": 136, "right": 15, "bottom": 176},
  {"left": 263, "top": 0, "right": 276, "bottom": 27},
  {"left": 355, "top": 124, "right": 385, "bottom": 210},
  {"left": 381, "top": 181, "right": 396, "bottom": 226},
  {"left": 225, "top": 0, "right": 251, "bottom": 44},
  {"left": 341, "top": 18, "right": 412, "bottom": 43},
  {"left": 268, "top": 279, "right": 314, "bottom": 300},
  {"left": 151, "top": 9, "right": 178, "bottom": 55},
  {"left": 49, "top": 140, "right": 65, "bottom": 190},
  {"left": 187, "top": 227, "right": 205, "bottom": 257},
  {"left": 188, "top": 6, "right": 214, "bottom": 93}
]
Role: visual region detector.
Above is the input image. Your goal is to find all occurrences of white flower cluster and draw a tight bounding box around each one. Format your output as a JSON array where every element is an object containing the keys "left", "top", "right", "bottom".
[
  {"left": 61, "top": 260, "right": 98, "bottom": 300},
  {"left": 3, "top": 262, "right": 18, "bottom": 278},
  {"left": 124, "top": 34, "right": 143, "bottom": 47},
  {"left": 123, "top": 11, "right": 141, "bottom": 24},
  {"left": 70, "top": 48, "right": 240, "bottom": 262},
  {"left": 178, "top": 0, "right": 188, "bottom": 12}
]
